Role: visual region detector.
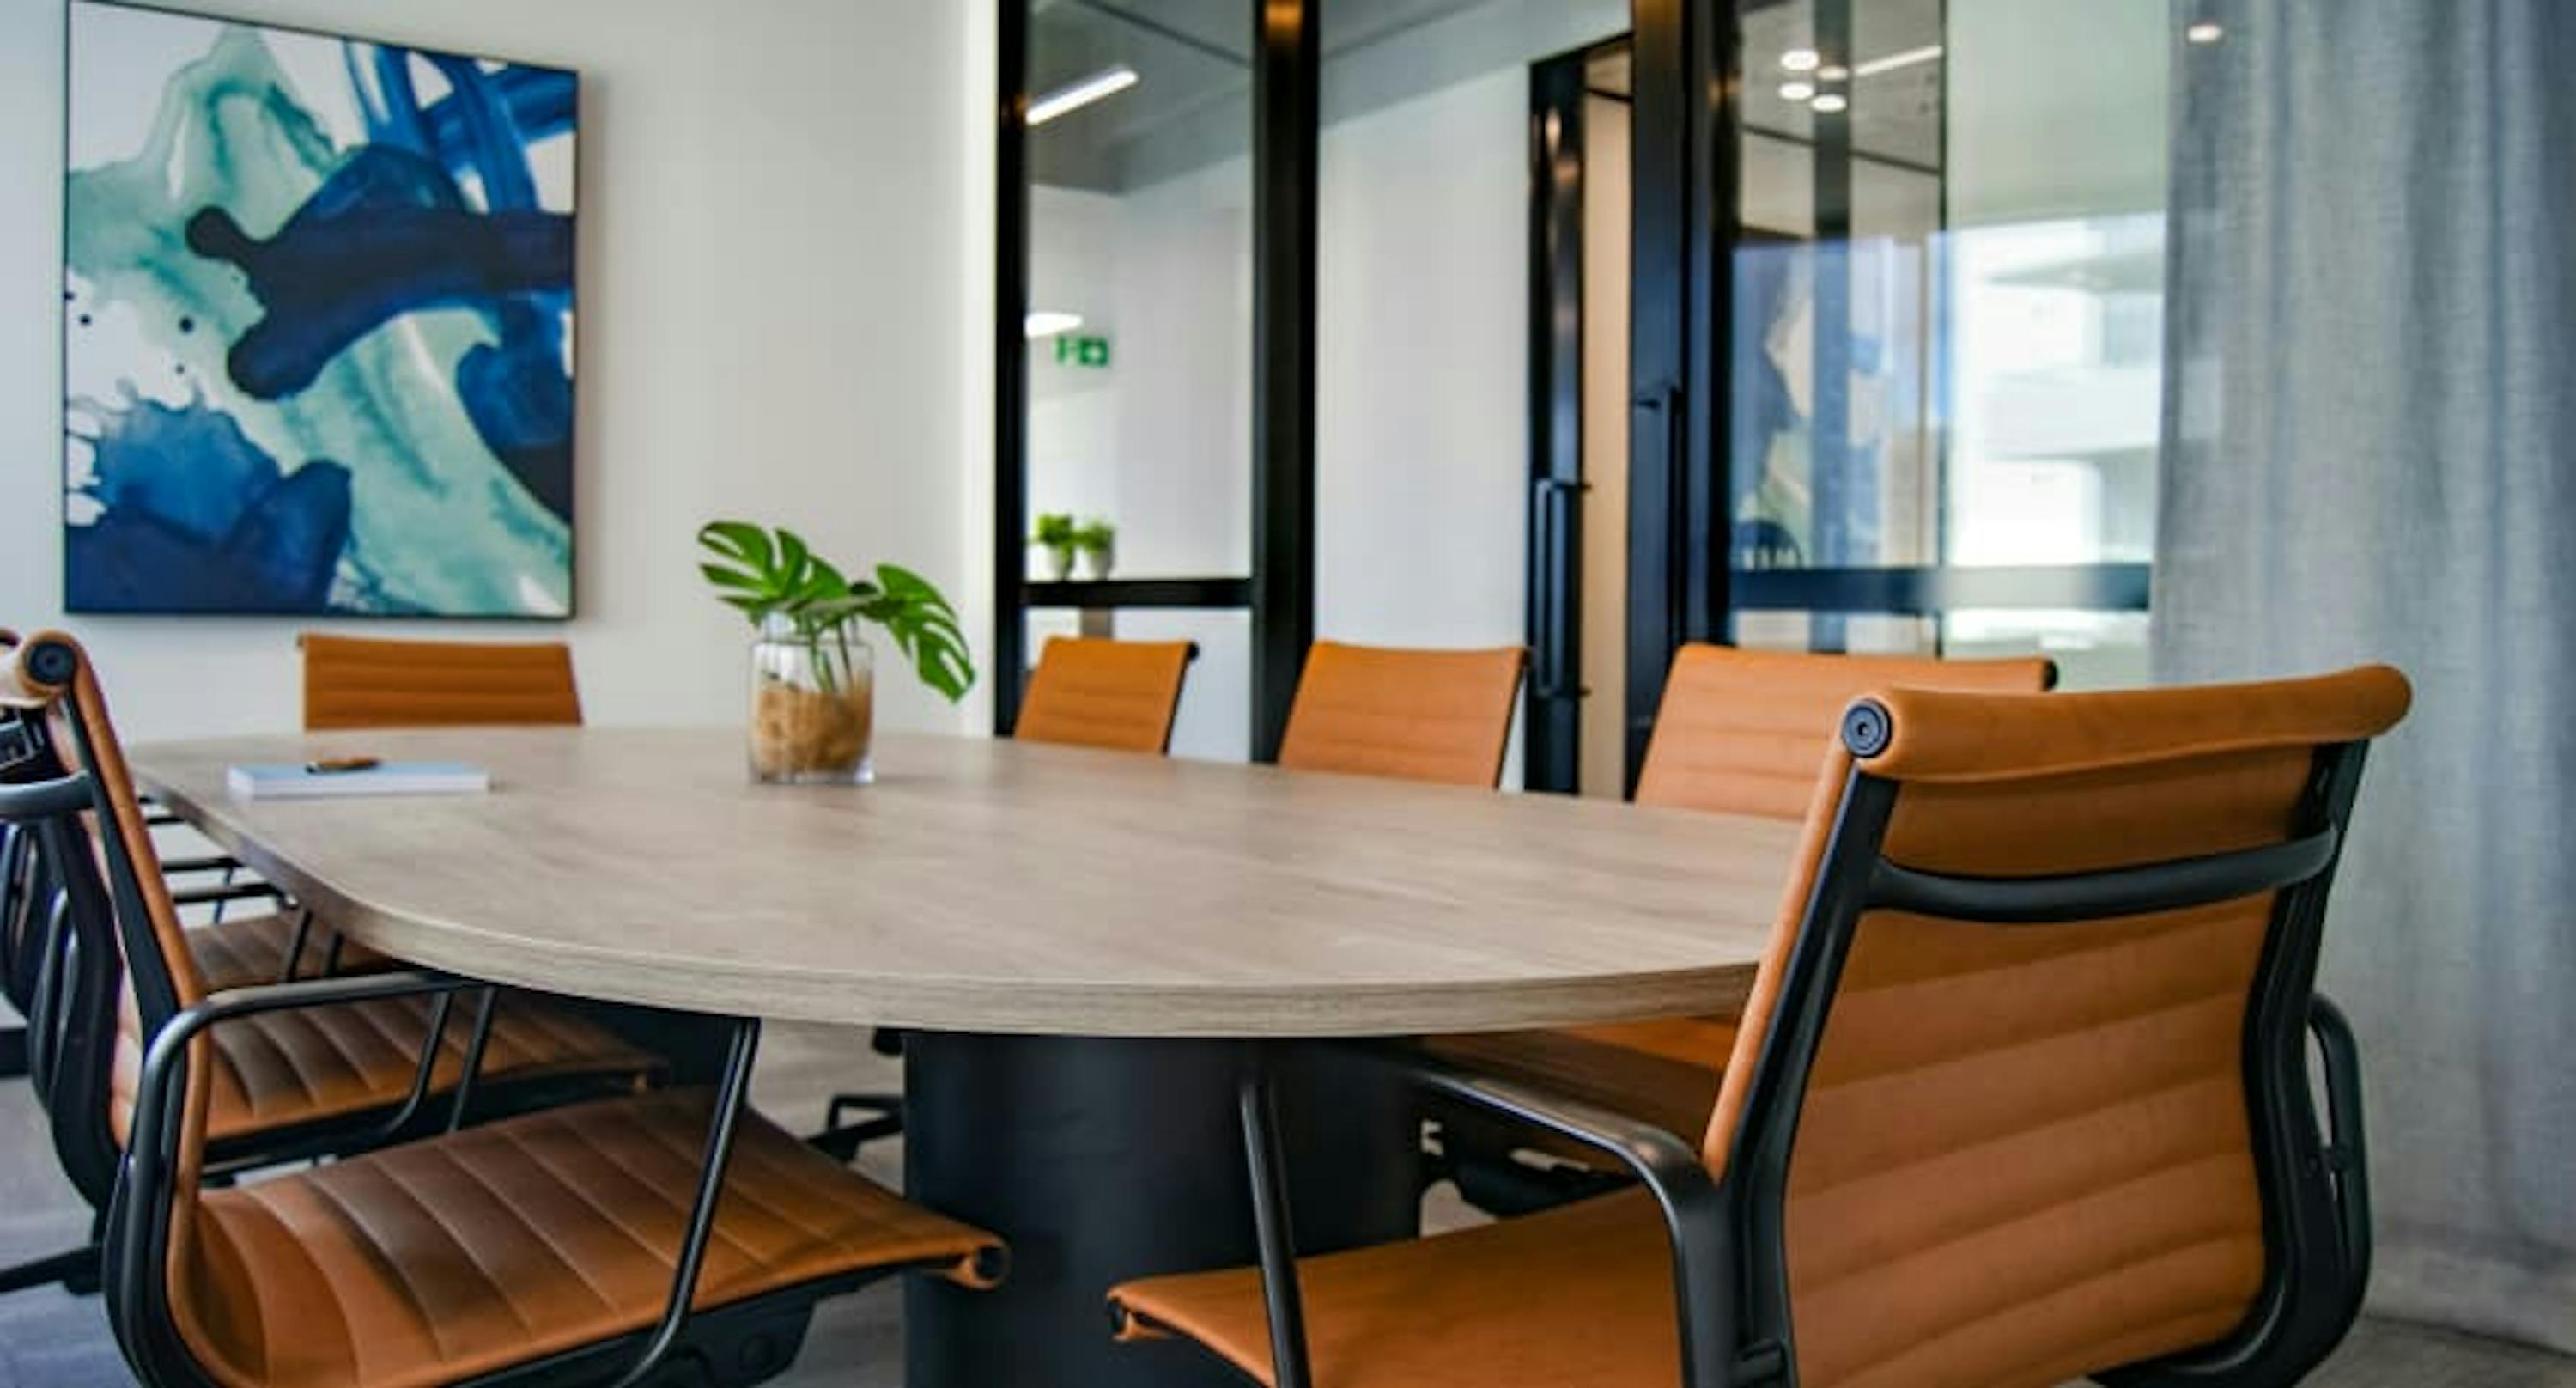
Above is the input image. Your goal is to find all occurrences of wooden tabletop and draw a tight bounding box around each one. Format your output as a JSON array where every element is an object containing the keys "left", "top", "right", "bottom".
[{"left": 131, "top": 729, "right": 1797, "bottom": 1038}]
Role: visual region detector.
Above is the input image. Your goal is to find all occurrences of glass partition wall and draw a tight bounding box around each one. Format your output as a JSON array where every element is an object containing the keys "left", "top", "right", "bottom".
[
  {"left": 996, "top": 0, "right": 1696, "bottom": 764},
  {"left": 1723, "top": 0, "right": 2167, "bottom": 687},
  {"left": 995, "top": 0, "right": 2162, "bottom": 782}
]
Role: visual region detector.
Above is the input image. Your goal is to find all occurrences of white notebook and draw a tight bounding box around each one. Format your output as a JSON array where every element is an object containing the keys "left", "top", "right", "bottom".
[{"left": 227, "top": 762, "right": 490, "bottom": 801}]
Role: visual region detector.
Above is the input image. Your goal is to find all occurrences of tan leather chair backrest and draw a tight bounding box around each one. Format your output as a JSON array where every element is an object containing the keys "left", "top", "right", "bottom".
[
  {"left": 1275, "top": 642, "right": 1526, "bottom": 788},
  {"left": 1, "top": 634, "right": 202, "bottom": 1008},
  {"left": 1708, "top": 666, "right": 2409, "bottom": 1388},
  {"left": 1015, "top": 637, "right": 1197, "bottom": 754},
  {"left": 300, "top": 632, "right": 582, "bottom": 731},
  {"left": 3, "top": 634, "right": 260, "bottom": 1374},
  {"left": 1635, "top": 644, "right": 2055, "bottom": 817}
]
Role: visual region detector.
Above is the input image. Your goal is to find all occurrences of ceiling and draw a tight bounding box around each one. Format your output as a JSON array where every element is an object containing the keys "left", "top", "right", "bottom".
[
  {"left": 1740, "top": 0, "right": 1945, "bottom": 169},
  {"left": 1028, "top": 0, "right": 1498, "bottom": 188},
  {"left": 1029, "top": 0, "right": 1948, "bottom": 190}
]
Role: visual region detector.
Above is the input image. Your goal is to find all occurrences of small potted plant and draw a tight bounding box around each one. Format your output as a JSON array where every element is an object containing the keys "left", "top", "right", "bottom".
[
  {"left": 699, "top": 520, "right": 974, "bottom": 784},
  {"left": 1073, "top": 518, "right": 1116, "bottom": 581},
  {"left": 1032, "top": 512, "right": 1078, "bottom": 581}
]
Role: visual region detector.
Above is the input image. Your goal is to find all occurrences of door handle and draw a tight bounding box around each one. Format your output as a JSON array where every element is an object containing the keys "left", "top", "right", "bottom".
[{"left": 1532, "top": 478, "right": 1589, "bottom": 702}]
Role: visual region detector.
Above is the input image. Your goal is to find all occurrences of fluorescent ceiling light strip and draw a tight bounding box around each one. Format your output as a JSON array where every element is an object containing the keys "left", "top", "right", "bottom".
[
  {"left": 1854, "top": 44, "right": 1944, "bottom": 77},
  {"left": 1029, "top": 65, "right": 1139, "bottom": 125}
]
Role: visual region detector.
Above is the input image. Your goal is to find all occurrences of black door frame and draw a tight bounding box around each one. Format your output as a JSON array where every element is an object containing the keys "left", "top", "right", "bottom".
[
  {"left": 1522, "top": 1, "right": 1731, "bottom": 796},
  {"left": 1249, "top": 0, "right": 1321, "bottom": 762},
  {"left": 1521, "top": 46, "right": 1594, "bottom": 796}
]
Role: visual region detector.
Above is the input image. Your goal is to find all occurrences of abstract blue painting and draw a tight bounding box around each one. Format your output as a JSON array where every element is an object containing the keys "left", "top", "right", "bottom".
[{"left": 64, "top": 2, "right": 576, "bottom": 617}]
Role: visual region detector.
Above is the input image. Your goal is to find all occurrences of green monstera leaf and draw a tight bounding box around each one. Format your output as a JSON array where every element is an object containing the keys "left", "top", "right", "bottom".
[{"left": 697, "top": 520, "right": 975, "bottom": 703}]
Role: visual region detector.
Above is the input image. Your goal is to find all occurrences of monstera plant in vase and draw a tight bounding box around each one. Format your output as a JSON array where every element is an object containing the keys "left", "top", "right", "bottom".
[{"left": 699, "top": 521, "right": 974, "bottom": 784}]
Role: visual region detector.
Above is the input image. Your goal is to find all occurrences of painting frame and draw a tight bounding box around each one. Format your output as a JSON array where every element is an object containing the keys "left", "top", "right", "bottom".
[{"left": 61, "top": 0, "right": 580, "bottom": 620}]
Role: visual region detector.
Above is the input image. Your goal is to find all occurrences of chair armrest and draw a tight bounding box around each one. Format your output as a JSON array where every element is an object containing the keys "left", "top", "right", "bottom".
[
  {"left": 1345, "top": 1040, "right": 1715, "bottom": 1190},
  {"left": 0, "top": 772, "right": 94, "bottom": 825},
  {"left": 1324, "top": 1041, "right": 1745, "bottom": 1388}
]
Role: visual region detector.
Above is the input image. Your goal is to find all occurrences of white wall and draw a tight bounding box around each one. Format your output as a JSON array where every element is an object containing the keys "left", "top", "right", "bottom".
[
  {"left": 1314, "top": 65, "right": 1528, "bottom": 658},
  {"left": 1, "top": 0, "right": 989, "bottom": 741}
]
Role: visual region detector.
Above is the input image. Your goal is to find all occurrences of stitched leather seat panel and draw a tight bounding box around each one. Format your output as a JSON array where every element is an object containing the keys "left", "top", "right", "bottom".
[
  {"left": 112, "top": 988, "right": 657, "bottom": 1146},
  {"left": 179, "top": 1090, "right": 1000, "bottom": 1388},
  {"left": 301, "top": 634, "right": 582, "bottom": 732},
  {"left": 185, "top": 915, "right": 392, "bottom": 994},
  {"left": 1275, "top": 642, "right": 1525, "bottom": 788},
  {"left": 1014, "top": 637, "right": 1195, "bottom": 752},
  {"left": 1774, "top": 899, "right": 2274, "bottom": 1387}
]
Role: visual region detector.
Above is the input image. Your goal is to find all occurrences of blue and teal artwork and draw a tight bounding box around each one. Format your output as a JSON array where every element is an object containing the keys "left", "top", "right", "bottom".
[{"left": 64, "top": 3, "right": 576, "bottom": 617}]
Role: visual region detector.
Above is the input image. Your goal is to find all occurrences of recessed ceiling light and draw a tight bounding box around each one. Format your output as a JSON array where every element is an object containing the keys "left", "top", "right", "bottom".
[
  {"left": 1811, "top": 93, "right": 1849, "bottom": 113},
  {"left": 1029, "top": 65, "right": 1139, "bottom": 125},
  {"left": 1854, "top": 44, "right": 1944, "bottom": 77},
  {"left": 1779, "top": 81, "right": 1815, "bottom": 101},
  {"left": 1817, "top": 63, "right": 1850, "bottom": 82},
  {"left": 1781, "top": 47, "right": 1820, "bottom": 72},
  {"left": 2186, "top": 21, "right": 2224, "bottom": 43},
  {"left": 1024, "top": 311, "right": 1084, "bottom": 339}
]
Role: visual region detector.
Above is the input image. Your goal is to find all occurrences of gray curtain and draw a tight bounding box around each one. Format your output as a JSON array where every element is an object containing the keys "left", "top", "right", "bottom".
[{"left": 2154, "top": 0, "right": 2576, "bottom": 1353}]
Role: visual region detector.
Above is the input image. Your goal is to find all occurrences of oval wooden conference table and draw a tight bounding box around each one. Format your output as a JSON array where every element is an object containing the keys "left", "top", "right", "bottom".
[{"left": 132, "top": 727, "right": 1799, "bottom": 1388}]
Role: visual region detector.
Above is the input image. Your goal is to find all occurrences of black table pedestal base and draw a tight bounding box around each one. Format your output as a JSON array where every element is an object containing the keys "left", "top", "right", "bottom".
[{"left": 903, "top": 1033, "right": 1419, "bottom": 1388}]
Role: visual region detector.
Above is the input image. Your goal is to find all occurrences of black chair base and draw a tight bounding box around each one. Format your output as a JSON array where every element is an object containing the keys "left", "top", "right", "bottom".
[
  {"left": 810, "top": 1092, "right": 902, "bottom": 1164},
  {"left": 0, "top": 1023, "right": 24, "bottom": 1081},
  {"left": 0, "top": 1242, "right": 100, "bottom": 1297}
]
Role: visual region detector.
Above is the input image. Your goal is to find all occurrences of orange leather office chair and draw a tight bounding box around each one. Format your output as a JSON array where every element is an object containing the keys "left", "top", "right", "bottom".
[
  {"left": 1432, "top": 644, "right": 2056, "bottom": 1208},
  {"left": 1016, "top": 636, "right": 1199, "bottom": 753},
  {"left": 1113, "top": 665, "right": 2407, "bottom": 1388},
  {"left": 1, "top": 632, "right": 1005, "bottom": 1388},
  {"left": 0, "top": 635, "right": 659, "bottom": 1301},
  {"left": 300, "top": 631, "right": 583, "bottom": 731},
  {"left": 1275, "top": 642, "right": 1527, "bottom": 788}
]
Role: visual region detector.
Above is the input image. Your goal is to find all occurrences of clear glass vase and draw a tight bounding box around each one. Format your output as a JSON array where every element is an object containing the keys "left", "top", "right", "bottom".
[{"left": 748, "top": 616, "right": 874, "bottom": 784}]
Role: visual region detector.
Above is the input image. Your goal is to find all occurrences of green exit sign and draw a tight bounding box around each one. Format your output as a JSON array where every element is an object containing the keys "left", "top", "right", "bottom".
[{"left": 1054, "top": 334, "right": 1112, "bottom": 368}]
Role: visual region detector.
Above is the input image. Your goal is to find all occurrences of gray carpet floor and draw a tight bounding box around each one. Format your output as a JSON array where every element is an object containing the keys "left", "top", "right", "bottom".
[{"left": 0, "top": 1020, "right": 2567, "bottom": 1387}]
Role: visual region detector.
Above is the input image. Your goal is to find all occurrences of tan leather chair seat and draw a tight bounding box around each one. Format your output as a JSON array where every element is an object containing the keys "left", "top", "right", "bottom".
[
  {"left": 180, "top": 1090, "right": 1001, "bottom": 1388},
  {"left": 1118, "top": 1190, "right": 1679, "bottom": 1388},
  {"left": 112, "top": 987, "right": 657, "bottom": 1145},
  {"left": 184, "top": 913, "right": 390, "bottom": 992}
]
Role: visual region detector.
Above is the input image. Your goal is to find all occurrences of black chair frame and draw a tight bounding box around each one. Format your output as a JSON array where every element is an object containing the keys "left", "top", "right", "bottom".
[{"left": 1198, "top": 714, "right": 2377, "bottom": 1388}]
